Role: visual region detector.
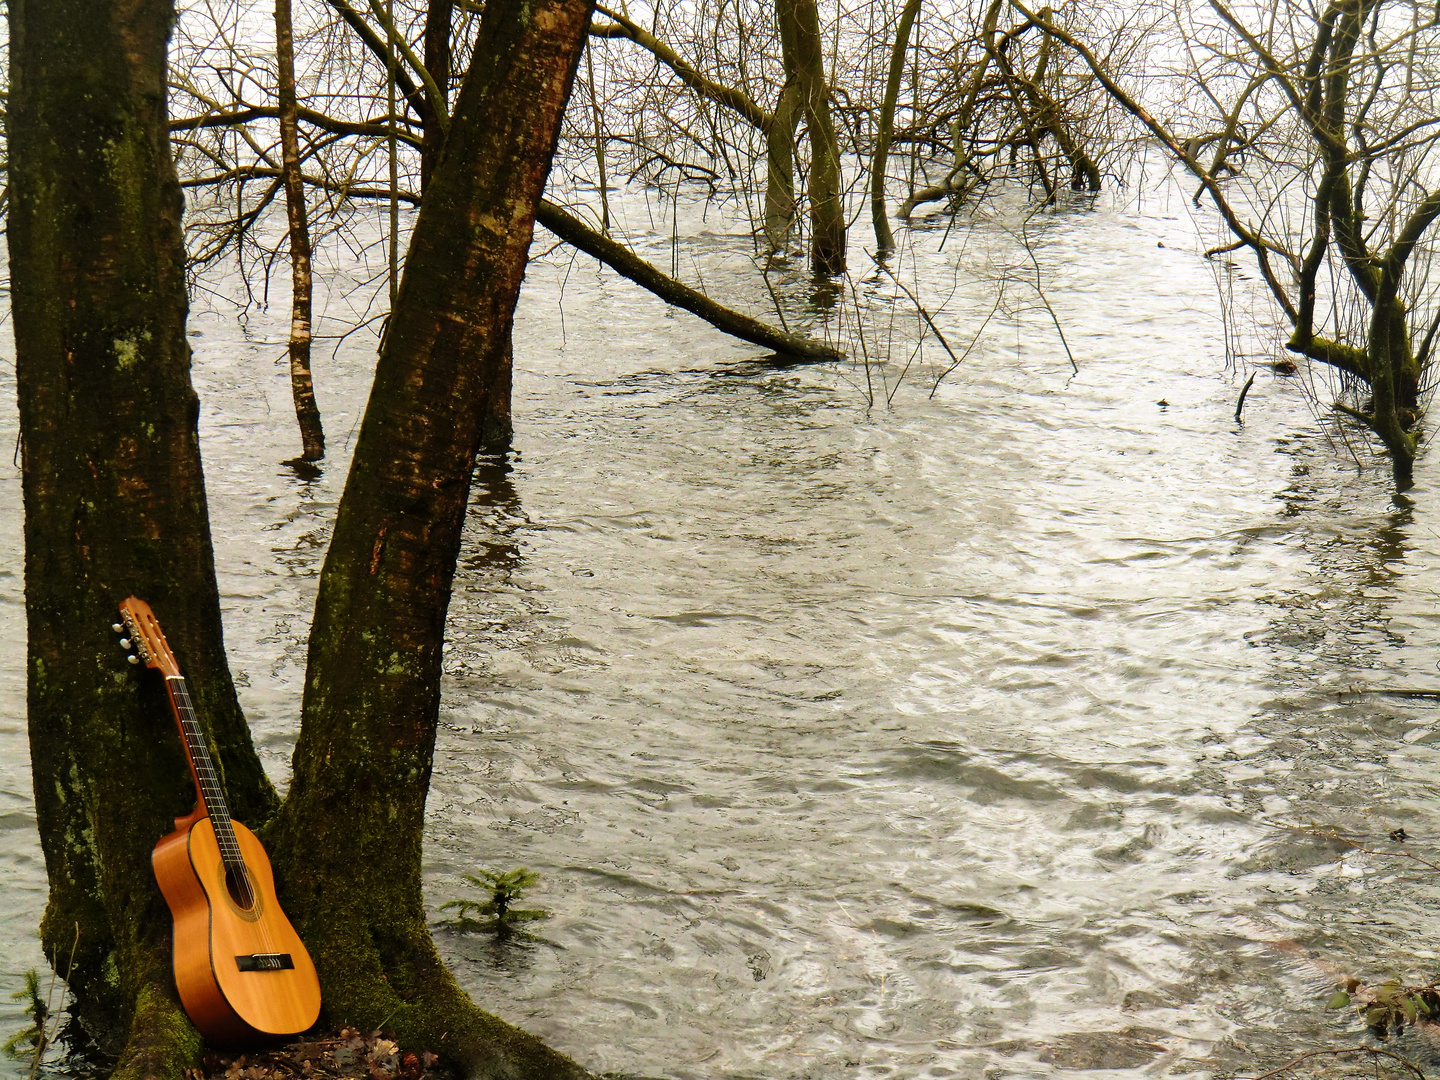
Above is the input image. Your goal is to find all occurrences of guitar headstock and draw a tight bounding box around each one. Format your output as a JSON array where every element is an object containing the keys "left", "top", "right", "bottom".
[{"left": 115, "top": 597, "right": 181, "bottom": 677}]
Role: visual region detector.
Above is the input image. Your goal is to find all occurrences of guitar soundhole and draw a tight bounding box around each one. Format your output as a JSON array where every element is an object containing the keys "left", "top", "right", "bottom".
[
  {"left": 225, "top": 864, "right": 257, "bottom": 912},
  {"left": 213, "top": 860, "right": 264, "bottom": 920}
]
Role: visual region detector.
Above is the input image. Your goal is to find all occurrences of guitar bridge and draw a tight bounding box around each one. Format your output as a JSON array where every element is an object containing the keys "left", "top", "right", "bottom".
[{"left": 235, "top": 953, "right": 294, "bottom": 971}]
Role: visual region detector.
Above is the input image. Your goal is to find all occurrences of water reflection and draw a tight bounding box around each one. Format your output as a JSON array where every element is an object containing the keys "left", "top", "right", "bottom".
[{"left": 461, "top": 453, "right": 526, "bottom": 577}]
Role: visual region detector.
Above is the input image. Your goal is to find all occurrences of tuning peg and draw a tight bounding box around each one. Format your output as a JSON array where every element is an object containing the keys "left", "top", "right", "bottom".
[
  {"left": 119, "top": 638, "right": 131, "bottom": 649},
  {"left": 112, "top": 623, "right": 123, "bottom": 633},
  {"left": 127, "top": 655, "right": 140, "bottom": 665}
]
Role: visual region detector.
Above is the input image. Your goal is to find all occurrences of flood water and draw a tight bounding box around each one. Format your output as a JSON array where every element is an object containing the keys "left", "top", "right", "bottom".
[{"left": 4, "top": 173, "right": 1440, "bottom": 1080}]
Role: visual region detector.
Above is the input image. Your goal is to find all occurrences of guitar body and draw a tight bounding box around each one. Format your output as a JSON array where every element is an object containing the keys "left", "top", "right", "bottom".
[{"left": 153, "top": 816, "right": 321, "bottom": 1042}]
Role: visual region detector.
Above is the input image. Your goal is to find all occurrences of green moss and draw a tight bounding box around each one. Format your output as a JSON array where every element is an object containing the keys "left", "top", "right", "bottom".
[
  {"left": 110, "top": 982, "right": 202, "bottom": 1080},
  {"left": 113, "top": 337, "right": 142, "bottom": 370}
]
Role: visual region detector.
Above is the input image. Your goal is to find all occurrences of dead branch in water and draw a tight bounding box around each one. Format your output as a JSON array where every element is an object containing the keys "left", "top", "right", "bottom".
[
  {"left": 536, "top": 199, "right": 841, "bottom": 361},
  {"left": 1235, "top": 371, "right": 1256, "bottom": 421}
]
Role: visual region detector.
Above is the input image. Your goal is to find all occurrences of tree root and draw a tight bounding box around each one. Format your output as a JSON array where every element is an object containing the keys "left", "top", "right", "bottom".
[
  {"left": 110, "top": 980, "right": 203, "bottom": 1080},
  {"left": 309, "top": 922, "right": 591, "bottom": 1080}
]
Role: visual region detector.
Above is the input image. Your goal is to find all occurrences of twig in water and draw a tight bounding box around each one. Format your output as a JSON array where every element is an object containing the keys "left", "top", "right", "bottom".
[
  {"left": 1340, "top": 686, "right": 1440, "bottom": 699},
  {"left": 868, "top": 252, "right": 964, "bottom": 389},
  {"left": 1251, "top": 1045, "right": 1426, "bottom": 1080},
  {"left": 24, "top": 923, "right": 79, "bottom": 1080},
  {"left": 1015, "top": 213, "right": 1078, "bottom": 374},
  {"left": 1261, "top": 820, "right": 1440, "bottom": 874},
  {"left": 930, "top": 286, "right": 1005, "bottom": 397},
  {"left": 846, "top": 274, "right": 876, "bottom": 407},
  {"left": 1235, "top": 371, "right": 1257, "bottom": 420},
  {"left": 761, "top": 259, "right": 791, "bottom": 334}
]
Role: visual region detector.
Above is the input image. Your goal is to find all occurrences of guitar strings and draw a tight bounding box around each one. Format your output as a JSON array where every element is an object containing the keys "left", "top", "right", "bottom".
[{"left": 169, "top": 677, "right": 280, "bottom": 960}]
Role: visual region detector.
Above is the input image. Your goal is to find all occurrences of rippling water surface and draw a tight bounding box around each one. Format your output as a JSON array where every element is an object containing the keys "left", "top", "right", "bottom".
[{"left": 4, "top": 179, "right": 1440, "bottom": 1079}]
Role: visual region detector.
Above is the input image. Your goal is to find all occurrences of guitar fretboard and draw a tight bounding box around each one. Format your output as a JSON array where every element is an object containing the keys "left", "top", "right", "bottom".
[{"left": 167, "top": 676, "right": 246, "bottom": 874}]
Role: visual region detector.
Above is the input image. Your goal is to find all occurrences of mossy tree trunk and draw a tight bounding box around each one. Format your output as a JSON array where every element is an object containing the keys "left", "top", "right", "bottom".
[
  {"left": 8, "top": 0, "right": 277, "bottom": 1070},
  {"left": 416, "top": 0, "right": 515, "bottom": 451},
  {"left": 763, "top": 80, "right": 803, "bottom": 251},
  {"left": 263, "top": 0, "right": 594, "bottom": 1076},
  {"left": 13, "top": 0, "right": 596, "bottom": 1078}
]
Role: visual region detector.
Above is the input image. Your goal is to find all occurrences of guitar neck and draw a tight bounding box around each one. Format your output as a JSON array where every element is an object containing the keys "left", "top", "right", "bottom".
[{"left": 165, "top": 675, "right": 245, "bottom": 868}]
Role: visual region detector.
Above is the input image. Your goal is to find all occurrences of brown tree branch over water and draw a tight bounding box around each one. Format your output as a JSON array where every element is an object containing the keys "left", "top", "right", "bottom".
[
  {"left": 589, "top": 4, "right": 772, "bottom": 130},
  {"left": 536, "top": 198, "right": 842, "bottom": 359}
]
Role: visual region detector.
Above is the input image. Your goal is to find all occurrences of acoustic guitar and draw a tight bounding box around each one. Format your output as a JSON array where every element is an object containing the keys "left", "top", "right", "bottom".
[{"left": 116, "top": 596, "right": 321, "bottom": 1043}]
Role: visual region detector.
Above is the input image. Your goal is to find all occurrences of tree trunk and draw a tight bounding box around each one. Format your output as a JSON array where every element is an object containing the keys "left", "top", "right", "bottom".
[
  {"left": 871, "top": 0, "right": 921, "bottom": 253},
  {"left": 277, "top": 0, "right": 326, "bottom": 461},
  {"left": 15, "top": 0, "right": 602, "bottom": 1076},
  {"left": 265, "top": 0, "right": 595, "bottom": 1076},
  {"left": 778, "top": 0, "right": 845, "bottom": 275},
  {"left": 763, "top": 80, "right": 802, "bottom": 251},
  {"left": 8, "top": 0, "right": 276, "bottom": 1069},
  {"left": 1365, "top": 293, "right": 1420, "bottom": 487}
]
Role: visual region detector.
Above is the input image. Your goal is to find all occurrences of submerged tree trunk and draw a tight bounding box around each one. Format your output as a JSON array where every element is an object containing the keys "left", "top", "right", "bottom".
[
  {"left": 871, "top": 0, "right": 921, "bottom": 253},
  {"left": 277, "top": 0, "right": 325, "bottom": 461},
  {"left": 8, "top": 0, "right": 276, "bottom": 1070},
  {"left": 764, "top": 80, "right": 802, "bottom": 251},
  {"left": 265, "top": 0, "right": 595, "bottom": 1076},
  {"left": 778, "top": 0, "right": 845, "bottom": 275}
]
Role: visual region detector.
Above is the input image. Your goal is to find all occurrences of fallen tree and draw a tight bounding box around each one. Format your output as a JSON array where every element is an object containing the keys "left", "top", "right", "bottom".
[{"left": 536, "top": 199, "right": 842, "bottom": 360}]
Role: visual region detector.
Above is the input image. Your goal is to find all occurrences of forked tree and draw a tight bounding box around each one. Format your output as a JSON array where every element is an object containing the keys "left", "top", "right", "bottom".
[{"left": 9, "top": 1, "right": 596, "bottom": 1078}]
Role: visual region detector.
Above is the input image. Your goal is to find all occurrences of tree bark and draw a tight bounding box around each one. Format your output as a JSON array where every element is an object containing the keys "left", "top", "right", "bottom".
[
  {"left": 265, "top": 0, "right": 596, "bottom": 1076},
  {"left": 8, "top": 0, "right": 276, "bottom": 1068},
  {"left": 778, "top": 0, "right": 845, "bottom": 275},
  {"left": 763, "top": 80, "right": 803, "bottom": 251},
  {"left": 421, "top": 0, "right": 452, "bottom": 190},
  {"left": 277, "top": 0, "right": 326, "bottom": 461}
]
